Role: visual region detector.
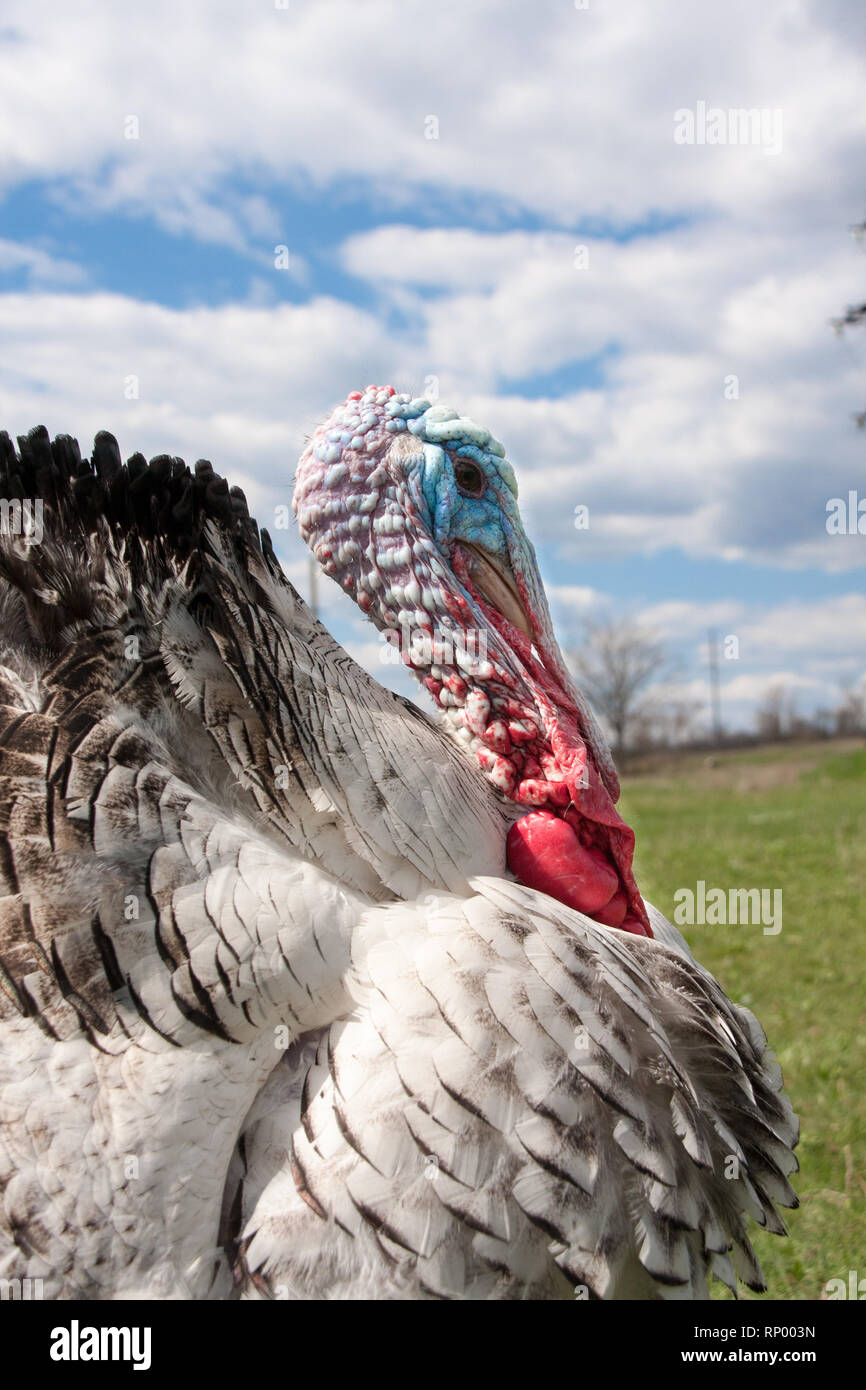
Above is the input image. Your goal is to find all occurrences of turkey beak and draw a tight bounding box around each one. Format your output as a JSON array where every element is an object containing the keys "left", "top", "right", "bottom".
[{"left": 461, "top": 542, "right": 533, "bottom": 640}]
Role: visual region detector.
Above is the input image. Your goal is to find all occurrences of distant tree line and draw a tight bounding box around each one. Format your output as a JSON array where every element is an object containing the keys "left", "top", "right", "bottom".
[
  {"left": 754, "top": 683, "right": 866, "bottom": 742},
  {"left": 568, "top": 619, "right": 865, "bottom": 758}
]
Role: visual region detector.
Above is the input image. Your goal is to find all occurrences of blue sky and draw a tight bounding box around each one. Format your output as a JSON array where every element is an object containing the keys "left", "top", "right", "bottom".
[{"left": 1, "top": 0, "right": 864, "bottom": 736}]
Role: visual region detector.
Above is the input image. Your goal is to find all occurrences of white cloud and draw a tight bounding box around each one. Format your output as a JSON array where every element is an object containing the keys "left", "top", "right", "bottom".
[
  {"left": 0, "top": 288, "right": 394, "bottom": 463},
  {"left": 0, "top": 288, "right": 405, "bottom": 611},
  {"left": 1, "top": 1, "right": 865, "bottom": 235},
  {"left": 1, "top": 0, "right": 864, "bottom": 731},
  {"left": 2, "top": 4, "right": 864, "bottom": 577},
  {"left": 548, "top": 584, "right": 607, "bottom": 618},
  {"left": 0, "top": 238, "right": 87, "bottom": 287},
  {"left": 658, "top": 669, "right": 831, "bottom": 708},
  {"left": 732, "top": 593, "right": 866, "bottom": 660},
  {"left": 339, "top": 217, "right": 865, "bottom": 570},
  {"left": 637, "top": 593, "right": 866, "bottom": 675},
  {"left": 637, "top": 600, "right": 745, "bottom": 639}
]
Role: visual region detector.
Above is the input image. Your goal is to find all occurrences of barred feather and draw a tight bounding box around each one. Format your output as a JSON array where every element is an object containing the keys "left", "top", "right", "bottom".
[{"left": 0, "top": 427, "right": 797, "bottom": 1300}]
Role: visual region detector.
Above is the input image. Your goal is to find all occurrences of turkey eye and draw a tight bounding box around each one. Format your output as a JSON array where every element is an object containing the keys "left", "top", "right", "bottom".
[{"left": 454, "top": 460, "right": 485, "bottom": 498}]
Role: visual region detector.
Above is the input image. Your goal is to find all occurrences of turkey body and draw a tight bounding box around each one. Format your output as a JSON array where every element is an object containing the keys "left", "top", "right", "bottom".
[{"left": 0, "top": 425, "right": 797, "bottom": 1300}]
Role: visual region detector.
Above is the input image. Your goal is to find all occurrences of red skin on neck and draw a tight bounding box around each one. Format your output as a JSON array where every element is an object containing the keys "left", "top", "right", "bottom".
[{"left": 449, "top": 547, "right": 652, "bottom": 937}]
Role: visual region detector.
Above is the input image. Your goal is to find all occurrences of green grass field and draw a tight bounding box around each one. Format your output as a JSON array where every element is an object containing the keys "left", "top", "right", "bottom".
[{"left": 619, "top": 739, "right": 866, "bottom": 1301}]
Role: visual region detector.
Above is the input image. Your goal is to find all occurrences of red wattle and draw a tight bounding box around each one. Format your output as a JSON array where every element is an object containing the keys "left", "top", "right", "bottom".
[
  {"left": 593, "top": 888, "right": 628, "bottom": 928},
  {"left": 507, "top": 810, "right": 619, "bottom": 917},
  {"left": 620, "top": 913, "right": 651, "bottom": 937}
]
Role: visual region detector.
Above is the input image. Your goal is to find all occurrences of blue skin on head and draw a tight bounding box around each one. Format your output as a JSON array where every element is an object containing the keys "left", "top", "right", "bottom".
[{"left": 406, "top": 438, "right": 530, "bottom": 581}]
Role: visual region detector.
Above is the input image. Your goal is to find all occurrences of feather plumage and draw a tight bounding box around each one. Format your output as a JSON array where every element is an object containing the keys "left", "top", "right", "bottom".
[{"left": 0, "top": 424, "right": 797, "bottom": 1300}]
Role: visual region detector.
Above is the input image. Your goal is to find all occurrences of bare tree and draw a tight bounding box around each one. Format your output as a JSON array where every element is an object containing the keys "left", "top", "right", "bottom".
[
  {"left": 568, "top": 618, "right": 669, "bottom": 757},
  {"left": 637, "top": 696, "right": 703, "bottom": 750},
  {"left": 835, "top": 682, "right": 866, "bottom": 736},
  {"left": 754, "top": 684, "right": 795, "bottom": 741}
]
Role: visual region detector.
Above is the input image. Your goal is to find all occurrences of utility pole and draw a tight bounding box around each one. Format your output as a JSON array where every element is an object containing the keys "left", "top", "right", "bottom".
[
  {"left": 309, "top": 555, "right": 319, "bottom": 620},
  {"left": 707, "top": 628, "right": 722, "bottom": 745}
]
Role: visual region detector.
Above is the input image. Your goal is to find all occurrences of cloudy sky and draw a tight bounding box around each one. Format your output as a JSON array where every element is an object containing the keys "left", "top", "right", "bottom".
[{"left": 1, "top": 0, "right": 864, "bottom": 734}]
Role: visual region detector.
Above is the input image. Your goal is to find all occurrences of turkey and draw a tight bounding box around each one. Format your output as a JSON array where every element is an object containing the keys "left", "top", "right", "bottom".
[{"left": 0, "top": 387, "right": 797, "bottom": 1301}]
